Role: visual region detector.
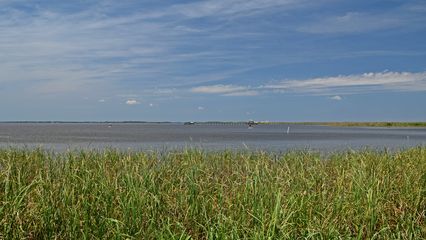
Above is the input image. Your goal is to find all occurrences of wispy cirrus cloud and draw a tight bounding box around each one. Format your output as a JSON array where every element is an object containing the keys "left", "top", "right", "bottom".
[
  {"left": 1, "top": 0, "right": 422, "bottom": 99},
  {"left": 0, "top": 0, "right": 335, "bottom": 96},
  {"left": 298, "top": 1, "right": 426, "bottom": 35},
  {"left": 0, "top": 2, "right": 270, "bottom": 97},
  {"left": 403, "top": 1, "right": 426, "bottom": 13},
  {"left": 1, "top": 0, "right": 425, "bottom": 122},
  {"left": 169, "top": 0, "right": 311, "bottom": 19},
  {"left": 298, "top": 12, "right": 403, "bottom": 34},
  {"left": 191, "top": 71, "right": 426, "bottom": 97},
  {"left": 223, "top": 91, "right": 259, "bottom": 97},
  {"left": 191, "top": 85, "right": 249, "bottom": 94},
  {"left": 264, "top": 71, "right": 426, "bottom": 94},
  {"left": 191, "top": 84, "right": 259, "bottom": 97}
]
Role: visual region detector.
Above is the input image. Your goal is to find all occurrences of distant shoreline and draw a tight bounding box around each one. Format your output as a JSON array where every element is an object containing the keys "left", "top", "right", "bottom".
[
  {"left": 0, "top": 121, "right": 425, "bottom": 127},
  {"left": 259, "top": 122, "right": 426, "bottom": 127}
]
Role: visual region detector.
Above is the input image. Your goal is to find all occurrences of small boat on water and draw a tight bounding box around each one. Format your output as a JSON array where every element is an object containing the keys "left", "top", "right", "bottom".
[
  {"left": 247, "top": 120, "right": 258, "bottom": 128},
  {"left": 184, "top": 121, "right": 196, "bottom": 125}
]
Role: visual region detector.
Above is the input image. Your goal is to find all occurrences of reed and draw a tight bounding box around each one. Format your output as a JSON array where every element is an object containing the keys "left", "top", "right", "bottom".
[{"left": 0, "top": 147, "right": 425, "bottom": 239}]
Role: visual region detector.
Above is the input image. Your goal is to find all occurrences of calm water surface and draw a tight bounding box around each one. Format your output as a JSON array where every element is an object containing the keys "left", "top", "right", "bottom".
[{"left": 0, "top": 123, "right": 425, "bottom": 152}]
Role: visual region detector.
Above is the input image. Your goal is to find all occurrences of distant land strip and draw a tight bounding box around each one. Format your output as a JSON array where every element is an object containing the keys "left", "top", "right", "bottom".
[
  {"left": 0, "top": 121, "right": 425, "bottom": 127},
  {"left": 258, "top": 122, "right": 426, "bottom": 127}
]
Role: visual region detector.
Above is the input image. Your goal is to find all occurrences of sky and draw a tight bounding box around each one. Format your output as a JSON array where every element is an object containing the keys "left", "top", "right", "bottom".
[{"left": 1, "top": 0, "right": 425, "bottom": 122}]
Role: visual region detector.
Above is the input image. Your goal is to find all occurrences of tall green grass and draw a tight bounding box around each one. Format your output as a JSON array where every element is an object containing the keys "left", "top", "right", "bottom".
[{"left": 0, "top": 147, "right": 425, "bottom": 239}]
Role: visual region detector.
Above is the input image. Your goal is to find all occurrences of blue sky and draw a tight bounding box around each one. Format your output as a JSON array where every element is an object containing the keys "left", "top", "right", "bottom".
[{"left": 1, "top": 0, "right": 425, "bottom": 121}]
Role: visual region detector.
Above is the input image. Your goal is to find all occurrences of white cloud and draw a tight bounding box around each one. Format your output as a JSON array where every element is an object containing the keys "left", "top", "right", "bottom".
[
  {"left": 149, "top": 103, "right": 154, "bottom": 107},
  {"left": 171, "top": 0, "right": 306, "bottom": 19},
  {"left": 223, "top": 90, "right": 259, "bottom": 96},
  {"left": 263, "top": 71, "right": 426, "bottom": 94},
  {"left": 191, "top": 84, "right": 248, "bottom": 94},
  {"left": 330, "top": 95, "right": 342, "bottom": 101},
  {"left": 191, "top": 84, "right": 259, "bottom": 96},
  {"left": 0, "top": 2, "right": 262, "bottom": 97},
  {"left": 197, "top": 106, "right": 205, "bottom": 110},
  {"left": 126, "top": 99, "right": 140, "bottom": 105},
  {"left": 190, "top": 71, "right": 426, "bottom": 97},
  {"left": 1, "top": 1, "right": 425, "bottom": 107},
  {"left": 98, "top": 99, "right": 105, "bottom": 103}
]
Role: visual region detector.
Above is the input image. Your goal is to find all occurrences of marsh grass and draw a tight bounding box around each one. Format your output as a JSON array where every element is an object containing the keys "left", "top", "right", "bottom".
[
  {"left": 316, "top": 122, "right": 426, "bottom": 127},
  {"left": 260, "top": 122, "right": 426, "bottom": 127},
  {"left": 0, "top": 147, "right": 425, "bottom": 239}
]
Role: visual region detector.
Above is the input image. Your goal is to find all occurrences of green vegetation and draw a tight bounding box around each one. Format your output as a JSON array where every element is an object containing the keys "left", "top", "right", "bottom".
[
  {"left": 315, "top": 122, "right": 426, "bottom": 127},
  {"left": 0, "top": 147, "right": 425, "bottom": 239},
  {"left": 260, "top": 122, "right": 426, "bottom": 127}
]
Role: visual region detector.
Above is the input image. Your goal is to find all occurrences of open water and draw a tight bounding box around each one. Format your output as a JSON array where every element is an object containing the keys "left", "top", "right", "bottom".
[{"left": 0, "top": 123, "right": 425, "bottom": 152}]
